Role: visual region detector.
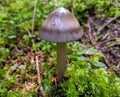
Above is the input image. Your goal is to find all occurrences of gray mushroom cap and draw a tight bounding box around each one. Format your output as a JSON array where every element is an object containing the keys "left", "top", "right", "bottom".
[{"left": 39, "top": 7, "right": 83, "bottom": 42}]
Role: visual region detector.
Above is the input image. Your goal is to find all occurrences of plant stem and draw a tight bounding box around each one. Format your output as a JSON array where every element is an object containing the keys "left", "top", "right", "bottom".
[
  {"left": 35, "top": 55, "right": 45, "bottom": 97},
  {"left": 57, "top": 43, "right": 67, "bottom": 81},
  {"left": 32, "top": 0, "right": 37, "bottom": 34}
]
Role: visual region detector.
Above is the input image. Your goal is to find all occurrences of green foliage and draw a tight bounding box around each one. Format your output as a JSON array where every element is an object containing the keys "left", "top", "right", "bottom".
[
  {"left": 58, "top": 43, "right": 120, "bottom": 97},
  {"left": 59, "top": 0, "right": 120, "bottom": 24},
  {"left": 0, "top": 61, "right": 39, "bottom": 97},
  {"left": 61, "top": 65, "right": 120, "bottom": 97},
  {"left": 0, "top": 0, "right": 56, "bottom": 62},
  {"left": 0, "top": 48, "right": 9, "bottom": 62},
  {"left": 46, "top": 43, "right": 120, "bottom": 97},
  {"left": 0, "top": 66, "right": 19, "bottom": 97},
  {"left": 0, "top": 0, "right": 120, "bottom": 96}
]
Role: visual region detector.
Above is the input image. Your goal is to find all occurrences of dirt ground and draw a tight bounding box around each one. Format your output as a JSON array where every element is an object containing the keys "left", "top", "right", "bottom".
[{"left": 81, "top": 16, "right": 120, "bottom": 76}]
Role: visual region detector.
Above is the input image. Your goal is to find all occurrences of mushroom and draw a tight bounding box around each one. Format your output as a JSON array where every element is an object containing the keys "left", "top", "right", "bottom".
[{"left": 39, "top": 7, "right": 82, "bottom": 81}]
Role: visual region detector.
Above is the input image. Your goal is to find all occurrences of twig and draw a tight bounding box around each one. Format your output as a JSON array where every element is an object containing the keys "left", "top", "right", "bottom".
[
  {"left": 25, "top": 0, "right": 37, "bottom": 45},
  {"left": 97, "top": 15, "right": 120, "bottom": 35},
  {"left": 35, "top": 56, "right": 45, "bottom": 97},
  {"left": 26, "top": 1, "right": 45, "bottom": 96},
  {"left": 32, "top": 1, "right": 45, "bottom": 96},
  {"left": 32, "top": 0, "right": 37, "bottom": 34},
  {"left": 87, "top": 18, "right": 120, "bottom": 77},
  {"left": 25, "top": 28, "right": 35, "bottom": 45},
  {"left": 98, "top": 38, "right": 116, "bottom": 46},
  {"left": 110, "top": 0, "right": 120, "bottom": 8},
  {"left": 116, "top": 0, "right": 120, "bottom": 7},
  {"left": 87, "top": 19, "right": 113, "bottom": 68},
  {"left": 87, "top": 19, "right": 99, "bottom": 49}
]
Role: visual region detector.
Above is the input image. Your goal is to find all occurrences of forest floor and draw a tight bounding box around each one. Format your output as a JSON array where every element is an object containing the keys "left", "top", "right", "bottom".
[
  {"left": 81, "top": 16, "right": 120, "bottom": 76},
  {"left": 2, "top": 15, "right": 120, "bottom": 96}
]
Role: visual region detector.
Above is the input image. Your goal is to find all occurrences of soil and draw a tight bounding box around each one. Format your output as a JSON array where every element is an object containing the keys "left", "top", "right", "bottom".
[{"left": 81, "top": 16, "right": 120, "bottom": 75}]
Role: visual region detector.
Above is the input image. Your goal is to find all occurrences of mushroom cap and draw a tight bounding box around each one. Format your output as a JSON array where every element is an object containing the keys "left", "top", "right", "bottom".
[{"left": 39, "top": 7, "right": 83, "bottom": 42}]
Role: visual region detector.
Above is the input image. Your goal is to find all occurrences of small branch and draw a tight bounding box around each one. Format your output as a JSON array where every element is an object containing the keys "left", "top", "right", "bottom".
[
  {"left": 87, "top": 19, "right": 113, "bottom": 68},
  {"left": 27, "top": 1, "right": 45, "bottom": 96},
  {"left": 32, "top": 0, "right": 37, "bottom": 34},
  {"left": 87, "top": 17, "right": 120, "bottom": 77},
  {"left": 25, "top": 28, "right": 35, "bottom": 45},
  {"left": 116, "top": 0, "right": 120, "bottom": 7},
  {"left": 87, "top": 19, "right": 99, "bottom": 49},
  {"left": 35, "top": 55, "right": 45, "bottom": 97},
  {"left": 97, "top": 15, "right": 120, "bottom": 35},
  {"left": 98, "top": 38, "right": 116, "bottom": 46},
  {"left": 25, "top": 0, "right": 37, "bottom": 46},
  {"left": 110, "top": 0, "right": 120, "bottom": 8}
]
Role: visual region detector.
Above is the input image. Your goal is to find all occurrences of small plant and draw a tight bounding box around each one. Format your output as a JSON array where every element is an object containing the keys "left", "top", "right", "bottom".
[
  {"left": 58, "top": 43, "right": 120, "bottom": 97},
  {"left": 60, "top": 62, "right": 120, "bottom": 97},
  {"left": 0, "top": 0, "right": 55, "bottom": 63},
  {"left": 47, "top": 43, "right": 120, "bottom": 97}
]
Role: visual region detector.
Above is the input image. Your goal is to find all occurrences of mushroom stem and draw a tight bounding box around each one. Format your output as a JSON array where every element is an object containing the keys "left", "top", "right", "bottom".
[{"left": 57, "top": 43, "right": 67, "bottom": 81}]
